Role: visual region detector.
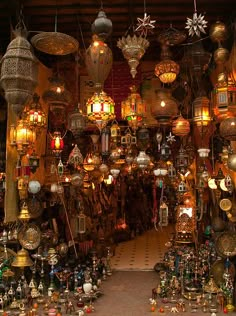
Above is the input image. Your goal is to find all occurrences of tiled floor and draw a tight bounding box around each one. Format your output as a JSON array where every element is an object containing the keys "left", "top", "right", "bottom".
[{"left": 111, "top": 225, "right": 175, "bottom": 271}]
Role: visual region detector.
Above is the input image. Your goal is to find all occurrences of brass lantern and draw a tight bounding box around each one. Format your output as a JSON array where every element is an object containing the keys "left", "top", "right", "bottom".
[
  {"left": 67, "top": 105, "right": 86, "bottom": 138},
  {"left": 121, "top": 86, "right": 146, "bottom": 131},
  {"left": 10, "top": 119, "right": 36, "bottom": 156},
  {"left": 117, "top": 34, "right": 149, "bottom": 78},
  {"left": 212, "top": 73, "right": 236, "bottom": 121},
  {"left": 193, "top": 95, "right": 211, "bottom": 127},
  {"left": 0, "top": 24, "right": 38, "bottom": 116},
  {"left": 26, "top": 93, "right": 47, "bottom": 130},
  {"left": 172, "top": 114, "right": 190, "bottom": 137},
  {"left": 155, "top": 44, "right": 180, "bottom": 84},
  {"left": 85, "top": 38, "right": 113, "bottom": 89},
  {"left": 219, "top": 117, "right": 236, "bottom": 141},
  {"left": 151, "top": 88, "right": 178, "bottom": 125}
]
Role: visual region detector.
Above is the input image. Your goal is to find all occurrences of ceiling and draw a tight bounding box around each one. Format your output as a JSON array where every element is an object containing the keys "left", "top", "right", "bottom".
[{"left": 0, "top": 0, "right": 235, "bottom": 65}]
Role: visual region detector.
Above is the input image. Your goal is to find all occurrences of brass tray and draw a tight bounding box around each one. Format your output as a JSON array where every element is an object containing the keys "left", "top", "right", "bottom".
[
  {"left": 219, "top": 198, "right": 232, "bottom": 212},
  {"left": 215, "top": 231, "right": 236, "bottom": 257},
  {"left": 31, "top": 32, "right": 79, "bottom": 55},
  {"left": 18, "top": 224, "right": 41, "bottom": 250},
  {"left": 27, "top": 197, "right": 43, "bottom": 219}
]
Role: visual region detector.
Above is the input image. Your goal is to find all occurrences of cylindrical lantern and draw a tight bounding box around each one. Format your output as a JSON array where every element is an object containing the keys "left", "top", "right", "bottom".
[
  {"left": 50, "top": 131, "right": 64, "bottom": 156},
  {"left": 0, "top": 26, "right": 38, "bottom": 115},
  {"left": 101, "top": 127, "right": 110, "bottom": 157},
  {"left": 193, "top": 96, "right": 211, "bottom": 126}
]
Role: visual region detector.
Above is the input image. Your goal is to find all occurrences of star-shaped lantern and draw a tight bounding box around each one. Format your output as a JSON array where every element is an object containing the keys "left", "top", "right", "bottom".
[
  {"left": 166, "top": 132, "right": 176, "bottom": 144},
  {"left": 135, "top": 13, "right": 156, "bottom": 37},
  {"left": 185, "top": 12, "right": 208, "bottom": 37}
]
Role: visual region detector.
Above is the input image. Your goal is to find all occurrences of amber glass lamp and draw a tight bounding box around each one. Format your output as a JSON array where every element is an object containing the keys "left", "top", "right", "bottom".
[
  {"left": 193, "top": 95, "right": 211, "bottom": 127},
  {"left": 26, "top": 94, "right": 47, "bottom": 129}
]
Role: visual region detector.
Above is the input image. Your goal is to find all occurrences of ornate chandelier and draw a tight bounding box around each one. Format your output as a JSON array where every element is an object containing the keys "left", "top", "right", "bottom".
[{"left": 117, "top": 35, "right": 149, "bottom": 78}]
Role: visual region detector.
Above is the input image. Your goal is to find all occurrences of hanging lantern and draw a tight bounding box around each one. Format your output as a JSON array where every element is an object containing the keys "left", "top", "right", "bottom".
[
  {"left": 219, "top": 117, "right": 236, "bottom": 141},
  {"left": 151, "top": 88, "right": 178, "bottom": 125},
  {"left": 26, "top": 93, "right": 46, "bottom": 130},
  {"left": 91, "top": 10, "right": 113, "bottom": 41},
  {"left": 68, "top": 144, "right": 83, "bottom": 169},
  {"left": 160, "top": 142, "right": 171, "bottom": 161},
  {"left": 10, "top": 119, "right": 36, "bottom": 156},
  {"left": 212, "top": 73, "right": 236, "bottom": 121},
  {"left": 209, "top": 21, "right": 228, "bottom": 43},
  {"left": 175, "top": 146, "right": 189, "bottom": 174},
  {"left": 121, "top": 86, "right": 146, "bottom": 131},
  {"left": 155, "top": 45, "right": 180, "bottom": 84},
  {"left": 67, "top": 105, "right": 86, "bottom": 138},
  {"left": 86, "top": 90, "right": 115, "bottom": 131},
  {"left": 0, "top": 23, "right": 38, "bottom": 115},
  {"left": 193, "top": 95, "right": 211, "bottom": 127},
  {"left": 197, "top": 148, "right": 210, "bottom": 158},
  {"left": 172, "top": 115, "right": 190, "bottom": 137},
  {"left": 101, "top": 127, "right": 110, "bottom": 157},
  {"left": 29, "top": 150, "right": 40, "bottom": 173},
  {"left": 50, "top": 131, "right": 64, "bottom": 156},
  {"left": 85, "top": 38, "right": 113, "bottom": 88},
  {"left": 117, "top": 35, "right": 149, "bottom": 78},
  {"left": 136, "top": 150, "right": 151, "bottom": 170},
  {"left": 110, "top": 121, "right": 121, "bottom": 145}
]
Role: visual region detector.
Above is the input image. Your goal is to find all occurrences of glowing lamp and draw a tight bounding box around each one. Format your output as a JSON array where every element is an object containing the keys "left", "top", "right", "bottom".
[
  {"left": 50, "top": 131, "right": 64, "bottom": 156},
  {"left": 86, "top": 90, "right": 115, "bottom": 130},
  {"left": 193, "top": 96, "right": 211, "bottom": 127},
  {"left": 27, "top": 94, "right": 46, "bottom": 129},
  {"left": 155, "top": 59, "right": 179, "bottom": 84}
]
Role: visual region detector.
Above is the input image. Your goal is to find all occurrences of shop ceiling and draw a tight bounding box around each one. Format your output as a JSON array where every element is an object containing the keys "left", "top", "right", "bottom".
[{"left": 0, "top": 0, "right": 235, "bottom": 63}]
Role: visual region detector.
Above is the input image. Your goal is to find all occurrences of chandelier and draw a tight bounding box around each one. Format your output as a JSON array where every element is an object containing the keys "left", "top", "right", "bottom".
[
  {"left": 121, "top": 86, "right": 146, "bottom": 131},
  {"left": 117, "top": 35, "right": 149, "bottom": 78},
  {"left": 86, "top": 90, "right": 115, "bottom": 131}
]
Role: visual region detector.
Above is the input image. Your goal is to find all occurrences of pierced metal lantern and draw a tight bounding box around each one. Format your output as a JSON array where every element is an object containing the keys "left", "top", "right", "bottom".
[
  {"left": 151, "top": 88, "right": 178, "bottom": 125},
  {"left": 117, "top": 35, "right": 149, "bottom": 78},
  {"left": 172, "top": 115, "right": 190, "bottom": 137},
  {"left": 136, "top": 150, "right": 150, "bottom": 169},
  {"left": 91, "top": 10, "right": 113, "bottom": 41},
  {"left": 67, "top": 106, "right": 86, "bottom": 138},
  {"left": 85, "top": 39, "right": 113, "bottom": 88},
  {"left": 0, "top": 25, "right": 38, "bottom": 115},
  {"left": 220, "top": 117, "right": 236, "bottom": 141}
]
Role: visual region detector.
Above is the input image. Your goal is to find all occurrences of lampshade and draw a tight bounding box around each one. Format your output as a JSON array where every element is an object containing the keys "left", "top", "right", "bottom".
[
  {"left": 86, "top": 90, "right": 115, "bottom": 130},
  {"left": 155, "top": 59, "right": 180, "bottom": 84},
  {"left": 172, "top": 115, "right": 190, "bottom": 137}
]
